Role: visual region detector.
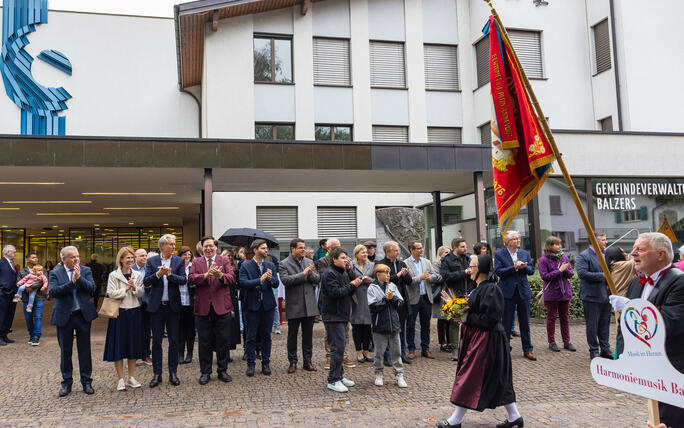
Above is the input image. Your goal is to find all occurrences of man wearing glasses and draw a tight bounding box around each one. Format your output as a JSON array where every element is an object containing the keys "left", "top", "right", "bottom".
[
  {"left": 494, "top": 231, "right": 537, "bottom": 361},
  {"left": 143, "top": 234, "right": 187, "bottom": 387}
]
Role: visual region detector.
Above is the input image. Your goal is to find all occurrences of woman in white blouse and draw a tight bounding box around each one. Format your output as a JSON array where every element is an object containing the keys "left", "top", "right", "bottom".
[{"left": 103, "top": 247, "right": 145, "bottom": 391}]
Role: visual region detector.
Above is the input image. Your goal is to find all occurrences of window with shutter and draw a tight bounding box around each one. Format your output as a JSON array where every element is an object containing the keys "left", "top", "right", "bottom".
[
  {"left": 549, "top": 195, "right": 562, "bottom": 215},
  {"left": 256, "top": 207, "right": 298, "bottom": 244},
  {"left": 475, "top": 36, "right": 489, "bottom": 88},
  {"left": 475, "top": 30, "right": 543, "bottom": 87},
  {"left": 372, "top": 126, "right": 409, "bottom": 143},
  {"left": 428, "top": 127, "right": 462, "bottom": 144},
  {"left": 592, "top": 19, "right": 611, "bottom": 75},
  {"left": 507, "top": 30, "right": 543, "bottom": 79},
  {"left": 424, "top": 44, "right": 460, "bottom": 91},
  {"left": 479, "top": 122, "right": 492, "bottom": 145},
  {"left": 370, "top": 41, "right": 406, "bottom": 88},
  {"left": 313, "top": 38, "right": 351, "bottom": 86},
  {"left": 599, "top": 116, "right": 613, "bottom": 131},
  {"left": 317, "top": 207, "right": 357, "bottom": 239}
]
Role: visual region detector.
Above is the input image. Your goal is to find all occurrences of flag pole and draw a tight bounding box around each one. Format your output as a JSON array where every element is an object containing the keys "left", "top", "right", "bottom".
[{"left": 483, "top": 0, "right": 617, "bottom": 295}]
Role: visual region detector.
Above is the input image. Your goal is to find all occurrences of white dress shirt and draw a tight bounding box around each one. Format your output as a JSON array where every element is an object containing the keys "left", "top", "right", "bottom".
[
  {"left": 160, "top": 255, "right": 171, "bottom": 302},
  {"left": 411, "top": 257, "right": 427, "bottom": 295}
]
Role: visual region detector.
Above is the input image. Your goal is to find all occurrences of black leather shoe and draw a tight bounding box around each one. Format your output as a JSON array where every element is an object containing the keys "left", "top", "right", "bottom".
[
  {"left": 563, "top": 342, "right": 577, "bottom": 352},
  {"left": 600, "top": 350, "right": 613, "bottom": 359},
  {"left": 548, "top": 342, "right": 560, "bottom": 352},
  {"left": 83, "top": 384, "right": 94, "bottom": 395},
  {"left": 511, "top": 330, "right": 521, "bottom": 337},
  {"left": 58, "top": 384, "right": 72, "bottom": 397},
  {"left": 217, "top": 371, "right": 232, "bottom": 383},
  {"left": 0, "top": 339, "right": 6, "bottom": 346},
  {"left": 383, "top": 359, "right": 391, "bottom": 367},
  {"left": 199, "top": 373, "right": 210, "bottom": 385},
  {"left": 262, "top": 363, "right": 272, "bottom": 375},
  {"left": 169, "top": 373, "right": 180, "bottom": 386},
  {"left": 149, "top": 374, "right": 162, "bottom": 388},
  {"left": 179, "top": 353, "right": 192, "bottom": 364},
  {"left": 496, "top": 416, "right": 524, "bottom": 428},
  {"left": 589, "top": 351, "right": 599, "bottom": 359},
  {"left": 401, "top": 356, "right": 412, "bottom": 364},
  {"left": 436, "top": 420, "right": 461, "bottom": 428},
  {"left": 246, "top": 365, "right": 255, "bottom": 377},
  {"left": 3, "top": 336, "right": 14, "bottom": 343}
]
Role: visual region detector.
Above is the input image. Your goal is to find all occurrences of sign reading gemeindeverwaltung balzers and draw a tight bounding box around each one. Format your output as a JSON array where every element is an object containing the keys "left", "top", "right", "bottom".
[
  {"left": 595, "top": 182, "right": 684, "bottom": 210},
  {"left": 591, "top": 299, "right": 684, "bottom": 407}
]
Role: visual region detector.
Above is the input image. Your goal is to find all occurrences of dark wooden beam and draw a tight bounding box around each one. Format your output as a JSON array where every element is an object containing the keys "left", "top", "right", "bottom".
[
  {"left": 212, "top": 10, "right": 218, "bottom": 32},
  {"left": 300, "top": 0, "right": 310, "bottom": 16}
]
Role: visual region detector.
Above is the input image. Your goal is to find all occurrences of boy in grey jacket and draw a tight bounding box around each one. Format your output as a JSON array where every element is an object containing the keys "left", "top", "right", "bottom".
[{"left": 367, "top": 264, "right": 407, "bottom": 388}]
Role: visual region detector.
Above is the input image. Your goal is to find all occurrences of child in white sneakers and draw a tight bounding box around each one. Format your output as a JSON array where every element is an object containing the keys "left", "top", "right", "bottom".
[
  {"left": 14, "top": 265, "right": 48, "bottom": 312},
  {"left": 367, "top": 264, "right": 407, "bottom": 388}
]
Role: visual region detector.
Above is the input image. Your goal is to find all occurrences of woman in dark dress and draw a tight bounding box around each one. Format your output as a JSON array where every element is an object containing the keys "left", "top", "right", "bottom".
[
  {"left": 104, "top": 247, "right": 145, "bottom": 391},
  {"left": 436, "top": 254, "right": 523, "bottom": 428}
]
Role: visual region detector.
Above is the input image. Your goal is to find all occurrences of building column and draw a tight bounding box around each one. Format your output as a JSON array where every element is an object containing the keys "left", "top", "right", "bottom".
[
  {"left": 473, "top": 172, "right": 486, "bottom": 243},
  {"left": 350, "top": 0, "right": 372, "bottom": 141},
  {"left": 528, "top": 197, "right": 541, "bottom": 261},
  {"left": 203, "top": 168, "right": 213, "bottom": 237},
  {"left": 432, "top": 191, "right": 443, "bottom": 249},
  {"left": 585, "top": 177, "right": 596, "bottom": 230}
]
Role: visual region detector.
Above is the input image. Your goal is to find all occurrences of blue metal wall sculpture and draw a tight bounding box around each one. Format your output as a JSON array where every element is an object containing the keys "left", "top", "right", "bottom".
[{"left": 1, "top": 0, "right": 72, "bottom": 135}]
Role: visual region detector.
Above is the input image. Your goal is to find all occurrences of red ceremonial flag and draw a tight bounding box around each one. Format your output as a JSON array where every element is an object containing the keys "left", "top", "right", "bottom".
[{"left": 485, "top": 16, "right": 556, "bottom": 233}]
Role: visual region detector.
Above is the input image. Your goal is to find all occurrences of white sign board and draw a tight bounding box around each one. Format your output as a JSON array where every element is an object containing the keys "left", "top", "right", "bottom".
[{"left": 591, "top": 299, "right": 684, "bottom": 407}]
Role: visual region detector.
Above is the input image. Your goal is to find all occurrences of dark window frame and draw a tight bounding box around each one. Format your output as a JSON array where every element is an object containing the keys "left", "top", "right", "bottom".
[
  {"left": 314, "top": 124, "right": 353, "bottom": 142},
  {"left": 253, "top": 34, "right": 294, "bottom": 84},
  {"left": 255, "top": 122, "right": 296, "bottom": 140}
]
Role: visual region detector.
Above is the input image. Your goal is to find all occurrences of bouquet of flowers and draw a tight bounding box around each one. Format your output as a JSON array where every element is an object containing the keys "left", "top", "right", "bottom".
[{"left": 441, "top": 291, "right": 468, "bottom": 322}]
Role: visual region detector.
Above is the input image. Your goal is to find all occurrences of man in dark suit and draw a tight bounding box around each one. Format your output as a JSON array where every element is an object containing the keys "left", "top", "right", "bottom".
[
  {"left": 494, "top": 230, "right": 536, "bottom": 361},
  {"left": 49, "top": 246, "right": 98, "bottom": 397},
  {"left": 239, "top": 239, "right": 280, "bottom": 377},
  {"left": 576, "top": 232, "right": 611, "bottom": 360},
  {"left": 612, "top": 232, "right": 684, "bottom": 427},
  {"left": 132, "top": 249, "right": 151, "bottom": 365},
  {"left": 0, "top": 245, "right": 18, "bottom": 345},
  {"left": 440, "top": 238, "right": 472, "bottom": 298},
  {"left": 376, "top": 241, "right": 413, "bottom": 363},
  {"left": 279, "top": 238, "right": 320, "bottom": 374},
  {"left": 143, "top": 234, "right": 186, "bottom": 388},
  {"left": 188, "top": 236, "right": 236, "bottom": 385}
]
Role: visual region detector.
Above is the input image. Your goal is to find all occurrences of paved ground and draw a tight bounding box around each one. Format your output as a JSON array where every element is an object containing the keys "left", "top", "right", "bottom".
[{"left": 0, "top": 305, "right": 648, "bottom": 427}]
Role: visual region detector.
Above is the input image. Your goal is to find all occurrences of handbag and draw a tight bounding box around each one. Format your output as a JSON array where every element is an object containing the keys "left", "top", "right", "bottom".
[
  {"left": 535, "top": 287, "right": 546, "bottom": 307},
  {"left": 98, "top": 274, "right": 123, "bottom": 318},
  {"left": 98, "top": 296, "right": 120, "bottom": 318},
  {"left": 536, "top": 260, "right": 561, "bottom": 307}
]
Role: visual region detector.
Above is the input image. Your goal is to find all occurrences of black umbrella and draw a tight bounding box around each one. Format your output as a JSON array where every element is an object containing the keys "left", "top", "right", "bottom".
[{"left": 219, "top": 228, "right": 279, "bottom": 248}]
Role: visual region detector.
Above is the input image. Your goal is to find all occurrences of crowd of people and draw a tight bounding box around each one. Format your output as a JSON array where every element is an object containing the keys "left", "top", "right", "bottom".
[{"left": 0, "top": 229, "right": 683, "bottom": 427}]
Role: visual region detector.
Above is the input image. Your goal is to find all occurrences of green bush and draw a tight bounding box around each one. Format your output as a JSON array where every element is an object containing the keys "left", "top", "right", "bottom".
[{"left": 528, "top": 273, "right": 585, "bottom": 320}]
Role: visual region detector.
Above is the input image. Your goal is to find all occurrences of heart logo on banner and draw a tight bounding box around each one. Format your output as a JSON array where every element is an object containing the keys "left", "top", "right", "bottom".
[{"left": 624, "top": 306, "right": 659, "bottom": 348}]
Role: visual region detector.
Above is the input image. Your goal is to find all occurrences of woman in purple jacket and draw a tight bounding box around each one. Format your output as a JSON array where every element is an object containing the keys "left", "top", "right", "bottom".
[{"left": 538, "top": 236, "right": 576, "bottom": 353}]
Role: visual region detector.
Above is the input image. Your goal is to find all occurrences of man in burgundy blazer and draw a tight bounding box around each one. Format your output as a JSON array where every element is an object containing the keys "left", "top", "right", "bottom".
[{"left": 188, "top": 236, "right": 236, "bottom": 385}]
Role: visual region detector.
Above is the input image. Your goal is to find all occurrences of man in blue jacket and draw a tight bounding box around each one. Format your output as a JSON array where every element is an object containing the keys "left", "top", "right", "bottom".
[
  {"left": 239, "top": 239, "right": 280, "bottom": 377},
  {"left": 144, "top": 234, "right": 187, "bottom": 388},
  {"left": 49, "top": 246, "right": 98, "bottom": 397},
  {"left": 576, "top": 233, "right": 611, "bottom": 360},
  {"left": 494, "top": 230, "right": 536, "bottom": 361},
  {"left": 0, "top": 245, "right": 18, "bottom": 346}
]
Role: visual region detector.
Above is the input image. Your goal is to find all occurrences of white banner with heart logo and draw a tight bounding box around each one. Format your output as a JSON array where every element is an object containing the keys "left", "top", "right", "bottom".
[{"left": 590, "top": 298, "right": 684, "bottom": 407}]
